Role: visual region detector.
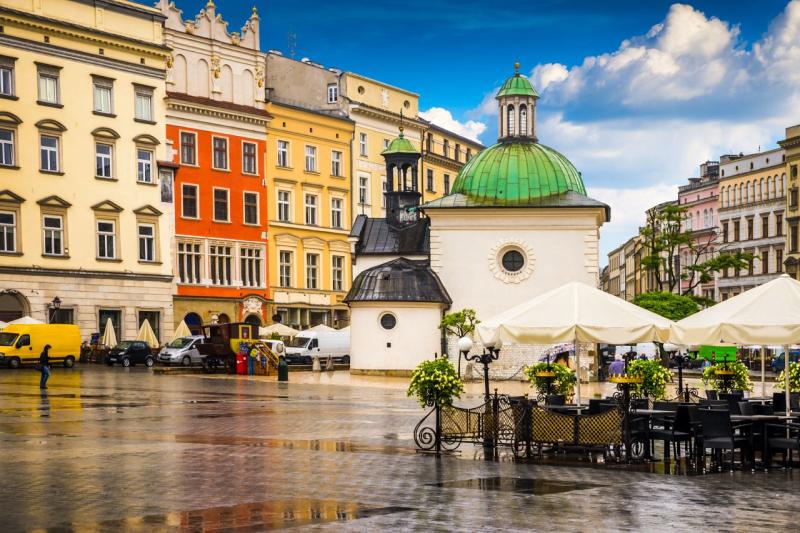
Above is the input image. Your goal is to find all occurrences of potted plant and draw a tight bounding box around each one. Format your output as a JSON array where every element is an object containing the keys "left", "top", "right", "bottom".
[
  {"left": 701, "top": 360, "right": 752, "bottom": 391},
  {"left": 624, "top": 359, "right": 673, "bottom": 399},
  {"left": 524, "top": 362, "right": 576, "bottom": 401},
  {"left": 775, "top": 362, "right": 800, "bottom": 393},
  {"left": 407, "top": 356, "right": 464, "bottom": 408}
]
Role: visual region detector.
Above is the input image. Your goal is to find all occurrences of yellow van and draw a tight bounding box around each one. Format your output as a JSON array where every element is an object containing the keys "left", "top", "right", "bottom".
[{"left": 0, "top": 324, "right": 82, "bottom": 369}]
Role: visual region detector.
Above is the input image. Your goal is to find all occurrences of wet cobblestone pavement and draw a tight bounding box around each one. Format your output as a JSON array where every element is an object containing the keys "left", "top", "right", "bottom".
[{"left": 1, "top": 367, "right": 798, "bottom": 532}]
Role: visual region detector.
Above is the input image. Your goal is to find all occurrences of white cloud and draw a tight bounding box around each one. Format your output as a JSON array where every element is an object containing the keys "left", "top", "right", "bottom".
[
  {"left": 590, "top": 182, "right": 679, "bottom": 259},
  {"left": 419, "top": 107, "right": 487, "bottom": 143},
  {"left": 462, "top": 1, "right": 800, "bottom": 257}
]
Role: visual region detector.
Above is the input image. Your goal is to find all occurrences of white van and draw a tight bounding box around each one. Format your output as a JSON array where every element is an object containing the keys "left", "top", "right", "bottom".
[{"left": 284, "top": 329, "right": 349, "bottom": 365}]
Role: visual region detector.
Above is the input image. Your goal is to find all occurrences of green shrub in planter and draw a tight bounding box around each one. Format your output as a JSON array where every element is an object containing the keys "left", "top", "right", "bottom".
[
  {"left": 524, "top": 362, "right": 576, "bottom": 401},
  {"left": 625, "top": 359, "right": 673, "bottom": 400},
  {"left": 775, "top": 361, "right": 800, "bottom": 393},
  {"left": 407, "top": 356, "right": 464, "bottom": 407},
  {"left": 701, "top": 360, "right": 752, "bottom": 391}
]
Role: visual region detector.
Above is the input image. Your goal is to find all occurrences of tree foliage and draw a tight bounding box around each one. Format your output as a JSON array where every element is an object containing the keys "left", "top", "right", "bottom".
[
  {"left": 640, "top": 203, "right": 752, "bottom": 295},
  {"left": 633, "top": 291, "right": 700, "bottom": 321},
  {"left": 439, "top": 308, "right": 480, "bottom": 338}
]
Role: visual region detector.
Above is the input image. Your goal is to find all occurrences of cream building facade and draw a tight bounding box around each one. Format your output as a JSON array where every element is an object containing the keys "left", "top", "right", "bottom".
[
  {"left": 780, "top": 124, "right": 800, "bottom": 278},
  {"left": 717, "top": 148, "right": 786, "bottom": 300},
  {"left": 0, "top": 0, "right": 174, "bottom": 341}
]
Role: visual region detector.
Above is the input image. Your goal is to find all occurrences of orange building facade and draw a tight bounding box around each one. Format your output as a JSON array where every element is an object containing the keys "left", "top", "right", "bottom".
[{"left": 161, "top": 2, "right": 271, "bottom": 331}]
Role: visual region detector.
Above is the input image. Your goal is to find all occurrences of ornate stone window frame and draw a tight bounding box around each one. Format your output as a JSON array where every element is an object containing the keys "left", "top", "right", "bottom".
[{"left": 488, "top": 239, "right": 535, "bottom": 284}]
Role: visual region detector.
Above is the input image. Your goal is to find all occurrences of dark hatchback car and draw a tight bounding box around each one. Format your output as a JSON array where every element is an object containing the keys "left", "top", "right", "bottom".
[{"left": 106, "top": 341, "right": 154, "bottom": 368}]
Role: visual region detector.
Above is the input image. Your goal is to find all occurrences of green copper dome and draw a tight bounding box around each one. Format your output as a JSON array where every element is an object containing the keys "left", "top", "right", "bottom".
[
  {"left": 496, "top": 63, "right": 539, "bottom": 99},
  {"left": 449, "top": 141, "right": 586, "bottom": 205},
  {"left": 382, "top": 131, "right": 418, "bottom": 155}
]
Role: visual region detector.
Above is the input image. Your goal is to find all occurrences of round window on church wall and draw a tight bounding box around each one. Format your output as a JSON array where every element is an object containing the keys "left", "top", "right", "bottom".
[
  {"left": 501, "top": 249, "right": 525, "bottom": 273},
  {"left": 379, "top": 313, "right": 397, "bottom": 330}
]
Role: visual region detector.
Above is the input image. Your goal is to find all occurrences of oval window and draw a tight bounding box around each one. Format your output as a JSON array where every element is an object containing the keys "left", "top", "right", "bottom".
[
  {"left": 357, "top": 85, "right": 365, "bottom": 95},
  {"left": 403, "top": 100, "right": 410, "bottom": 109},
  {"left": 501, "top": 250, "right": 525, "bottom": 273},
  {"left": 380, "top": 313, "right": 397, "bottom": 330}
]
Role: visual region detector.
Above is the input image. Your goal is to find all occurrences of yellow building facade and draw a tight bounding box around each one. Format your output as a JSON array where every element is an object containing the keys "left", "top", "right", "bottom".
[
  {"left": 342, "top": 72, "right": 482, "bottom": 217},
  {"left": 265, "top": 101, "right": 354, "bottom": 328},
  {"left": 0, "top": 0, "right": 174, "bottom": 341},
  {"left": 780, "top": 124, "right": 800, "bottom": 278}
]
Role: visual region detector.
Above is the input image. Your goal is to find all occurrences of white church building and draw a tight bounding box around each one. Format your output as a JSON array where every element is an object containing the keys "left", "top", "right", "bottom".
[{"left": 345, "top": 65, "right": 610, "bottom": 375}]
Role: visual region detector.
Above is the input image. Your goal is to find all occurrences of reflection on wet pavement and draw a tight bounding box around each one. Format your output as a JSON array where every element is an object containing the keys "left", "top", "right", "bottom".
[
  {"left": 431, "top": 476, "right": 604, "bottom": 495},
  {"left": 35, "top": 499, "right": 416, "bottom": 532},
  {"left": 0, "top": 366, "right": 797, "bottom": 532}
]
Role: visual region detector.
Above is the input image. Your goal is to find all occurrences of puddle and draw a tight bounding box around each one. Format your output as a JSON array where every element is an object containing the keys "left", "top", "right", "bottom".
[
  {"left": 431, "top": 476, "right": 604, "bottom": 495},
  {"left": 45, "top": 499, "right": 415, "bottom": 531}
]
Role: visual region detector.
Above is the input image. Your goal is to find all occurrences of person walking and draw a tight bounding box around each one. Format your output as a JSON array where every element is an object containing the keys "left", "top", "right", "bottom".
[{"left": 39, "top": 344, "right": 51, "bottom": 389}]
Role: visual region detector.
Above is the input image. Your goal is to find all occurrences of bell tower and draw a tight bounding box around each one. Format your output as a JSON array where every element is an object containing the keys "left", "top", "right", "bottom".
[
  {"left": 496, "top": 62, "right": 539, "bottom": 142},
  {"left": 381, "top": 119, "right": 422, "bottom": 227}
]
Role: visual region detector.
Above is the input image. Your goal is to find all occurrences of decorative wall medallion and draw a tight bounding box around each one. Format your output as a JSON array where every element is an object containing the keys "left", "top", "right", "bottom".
[
  {"left": 488, "top": 239, "right": 535, "bottom": 284},
  {"left": 243, "top": 296, "right": 262, "bottom": 314}
]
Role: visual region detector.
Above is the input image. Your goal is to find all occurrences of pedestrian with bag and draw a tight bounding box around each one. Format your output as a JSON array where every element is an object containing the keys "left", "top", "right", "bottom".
[{"left": 39, "top": 344, "right": 52, "bottom": 389}]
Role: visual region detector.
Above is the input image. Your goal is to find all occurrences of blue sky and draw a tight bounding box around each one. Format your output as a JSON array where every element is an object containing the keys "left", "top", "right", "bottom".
[{"left": 171, "top": 1, "right": 800, "bottom": 257}]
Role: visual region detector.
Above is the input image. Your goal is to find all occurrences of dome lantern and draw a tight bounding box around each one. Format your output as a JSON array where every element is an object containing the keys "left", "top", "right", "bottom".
[{"left": 496, "top": 62, "right": 539, "bottom": 142}]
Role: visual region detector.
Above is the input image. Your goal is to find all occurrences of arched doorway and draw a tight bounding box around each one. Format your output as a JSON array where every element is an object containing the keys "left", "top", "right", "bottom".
[
  {"left": 244, "top": 314, "right": 262, "bottom": 328},
  {"left": 0, "top": 290, "right": 29, "bottom": 322},
  {"left": 184, "top": 312, "right": 203, "bottom": 335},
  {"left": 217, "top": 313, "right": 231, "bottom": 324}
]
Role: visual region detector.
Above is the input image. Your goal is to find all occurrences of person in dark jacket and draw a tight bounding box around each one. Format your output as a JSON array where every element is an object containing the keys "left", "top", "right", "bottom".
[{"left": 39, "top": 345, "right": 51, "bottom": 389}]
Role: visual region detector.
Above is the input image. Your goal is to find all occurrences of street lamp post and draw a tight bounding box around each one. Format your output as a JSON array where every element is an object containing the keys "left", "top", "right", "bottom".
[
  {"left": 49, "top": 296, "right": 61, "bottom": 324},
  {"left": 459, "top": 336, "right": 502, "bottom": 451}
]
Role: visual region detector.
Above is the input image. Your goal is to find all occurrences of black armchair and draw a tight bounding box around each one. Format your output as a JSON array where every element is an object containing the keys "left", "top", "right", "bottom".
[{"left": 697, "top": 409, "right": 752, "bottom": 471}]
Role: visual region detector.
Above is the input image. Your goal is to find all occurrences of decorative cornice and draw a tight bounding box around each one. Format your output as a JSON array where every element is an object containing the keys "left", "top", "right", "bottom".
[
  {"left": 167, "top": 99, "right": 270, "bottom": 127},
  {"left": 0, "top": 34, "right": 167, "bottom": 80},
  {"left": 422, "top": 150, "right": 465, "bottom": 172},
  {"left": 0, "top": 265, "right": 173, "bottom": 283},
  {"left": 0, "top": 7, "right": 170, "bottom": 55}
]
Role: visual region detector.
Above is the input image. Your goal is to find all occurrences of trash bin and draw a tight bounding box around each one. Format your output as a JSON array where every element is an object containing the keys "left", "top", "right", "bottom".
[{"left": 278, "top": 356, "right": 289, "bottom": 382}]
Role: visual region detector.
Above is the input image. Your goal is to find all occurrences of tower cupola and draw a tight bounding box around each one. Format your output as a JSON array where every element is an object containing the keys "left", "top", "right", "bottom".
[
  {"left": 381, "top": 121, "right": 422, "bottom": 227},
  {"left": 496, "top": 62, "right": 539, "bottom": 142}
]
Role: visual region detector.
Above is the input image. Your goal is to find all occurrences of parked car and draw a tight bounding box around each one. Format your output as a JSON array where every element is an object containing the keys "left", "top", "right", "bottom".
[
  {"left": 285, "top": 329, "right": 349, "bottom": 365},
  {"left": 0, "top": 324, "right": 81, "bottom": 369},
  {"left": 107, "top": 341, "right": 154, "bottom": 368},
  {"left": 158, "top": 335, "right": 205, "bottom": 366},
  {"left": 771, "top": 351, "right": 800, "bottom": 373}
]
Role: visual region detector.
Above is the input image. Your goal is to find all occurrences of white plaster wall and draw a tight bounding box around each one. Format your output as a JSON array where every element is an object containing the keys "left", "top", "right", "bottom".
[
  {"left": 428, "top": 209, "right": 603, "bottom": 321},
  {"left": 350, "top": 304, "right": 443, "bottom": 371}
]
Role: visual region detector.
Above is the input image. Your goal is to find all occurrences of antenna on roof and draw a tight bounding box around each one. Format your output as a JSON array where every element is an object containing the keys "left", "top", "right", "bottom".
[{"left": 287, "top": 31, "right": 297, "bottom": 59}]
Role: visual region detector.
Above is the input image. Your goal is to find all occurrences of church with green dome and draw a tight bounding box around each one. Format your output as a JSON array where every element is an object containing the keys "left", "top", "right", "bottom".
[{"left": 345, "top": 64, "right": 609, "bottom": 375}]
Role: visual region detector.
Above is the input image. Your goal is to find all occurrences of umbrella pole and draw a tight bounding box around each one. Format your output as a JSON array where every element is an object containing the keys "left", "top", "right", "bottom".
[
  {"left": 761, "top": 346, "right": 766, "bottom": 399},
  {"left": 574, "top": 338, "right": 581, "bottom": 409},
  {"left": 786, "top": 344, "right": 792, "bottom": 417}
]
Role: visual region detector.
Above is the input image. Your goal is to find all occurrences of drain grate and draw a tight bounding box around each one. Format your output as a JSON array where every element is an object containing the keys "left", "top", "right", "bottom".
[{"left": 431, "top": 476, "right": 604, "bottom": 495}]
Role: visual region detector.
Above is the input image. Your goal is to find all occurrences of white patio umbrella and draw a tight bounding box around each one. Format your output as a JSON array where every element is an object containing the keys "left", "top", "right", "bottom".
[
  {"left": 135, "top": 319, "right": 159, "bottom": 349},
  {"left": 477, "top": 281, "right": 674, "bottom": 406},
  {"left": 672, "top": 274, "right": 800, "bottom": 414},
  {"left": 171, "top": 320, "right": 192, "bottom": 341},
  {"left": 0, "top": 321, "right": 6, "bottom": 330},
  {"left": 259, "top": 323, "right": 299, "bottom": 338},
  {"left": 306, "top": 324, "right": 335, "bottom": 332},
  {"left": 8, "top": 316, "right": 44, "bottom": 325},
  {"left": 100, "top": 318, "right": 117, "bottom": 348}
]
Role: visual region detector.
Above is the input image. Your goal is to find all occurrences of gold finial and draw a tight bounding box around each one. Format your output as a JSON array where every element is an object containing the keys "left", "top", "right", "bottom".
[
  {"left": 206, "top": 0, "right": 214, "bottom": 8},
  {"left": 251, "top": 6, "right": 259, "bottom": 18},
  {"left": 514, "top": 62, "right": 520, "bottom": 76}
]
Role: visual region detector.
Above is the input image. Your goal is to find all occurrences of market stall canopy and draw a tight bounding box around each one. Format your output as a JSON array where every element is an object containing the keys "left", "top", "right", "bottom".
[
  {"left": 259, "top": 323, "right": 299, "bottom": 338},
  {"left": 100, "top": 318, "right": 117, "bottom": 348},
  {"left": 171, "top": 320, "right": 192, "bottom": 341},
  {"left": 671, "top": 274, "right": 800, "bottom": 345},
  {"left": 135, "top": 319, "right": 159, "bottom": 348},
  {"left": 477, "top": 281, "right": 673, "bottom": 346},
  {"left": 8, "top": 316, "right": 44, "bottom": 325}
]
